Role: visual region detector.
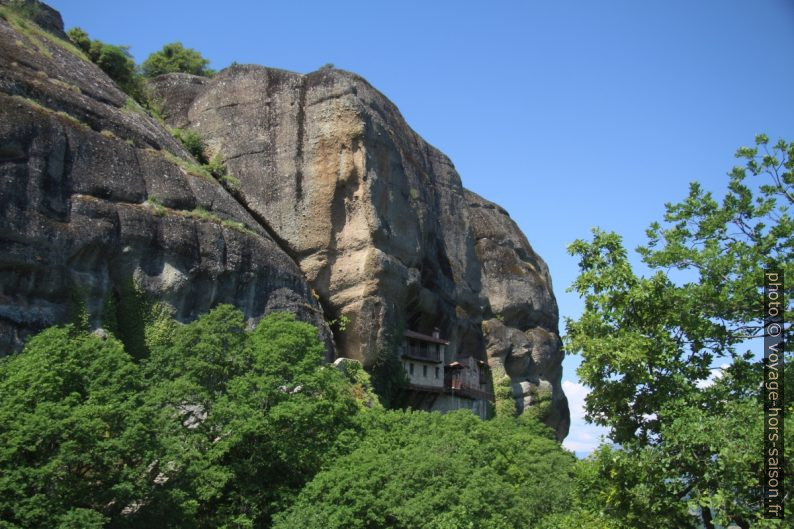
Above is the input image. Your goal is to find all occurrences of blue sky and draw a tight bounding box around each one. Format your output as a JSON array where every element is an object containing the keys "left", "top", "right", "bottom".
[{"left": 48, "top": 0, "right": 794, "bottom": 455}]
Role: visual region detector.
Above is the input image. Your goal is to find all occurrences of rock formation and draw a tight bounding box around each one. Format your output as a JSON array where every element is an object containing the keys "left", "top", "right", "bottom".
[
  {"left": 0, "top": 2, "right": 330, "bottom": 354},
  {"left": 0, "top": 2, "right": 569, "bottom": 439}
]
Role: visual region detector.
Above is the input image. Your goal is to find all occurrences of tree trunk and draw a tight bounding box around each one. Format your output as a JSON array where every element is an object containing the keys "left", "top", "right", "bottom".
[{"left": 701, "top": 507, "right": 715, "bottom": 529}]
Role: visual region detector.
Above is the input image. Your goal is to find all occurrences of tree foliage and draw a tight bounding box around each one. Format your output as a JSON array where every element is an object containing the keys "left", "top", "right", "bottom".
[
  {"left": 67, "top": 27, "right": 145, "bottom": 102},
  {"left": 568, "top": 393, "right": 793, "bottom": 529},
  {"left": 273, "top": 410, "right": 575, "bottom": 529},
  {"left": 139, "top": 307, "right": 359, "bottom": 527},
  {"left": 0, "top": 307, "right": 359, "bottom": 528},
  {"left": 0, "top": 327, "right": 157, "bottom": 528},
  {"left": 0, "top": 304, "right": 579, "bottom": 528},
  {"left": 567, "top": 135, "right": 793, "bottom": 443},
  {"left": 565, "top": 135, "right": 794, "bottom": 528},
  {"left": 141, "top": 42, "right": 213, "bottom": 78}
]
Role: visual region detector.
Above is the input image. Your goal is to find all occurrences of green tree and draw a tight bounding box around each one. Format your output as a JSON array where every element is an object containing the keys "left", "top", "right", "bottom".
[
  {"left": 565, "top": 136, "right": 794, "bottom": 528},
  {"left": 567, "top": 135, "right": 793, "bottom": 443},
  {"left": 0, "top": 307, "right": 360, "bottom": 527},
  {"left": 273, "top": 410, "right": 575, "bottom": 529},
  {"left": 67, "top": 27, "right": 145, "bottom": 102},
  {"left": 141, "top": 42, "right": 213, "bottom": 78},
  {"left": 0, "top": 327, "right": 158, "bottom": 527},
  {"left": 568, "top": 392, "right": 793, "bottom": 529},
  {"left": 140, "top": 307, "right": 359, "bottom": 527},
  {"left": 65, "top": 26, "right": 90, "bottom": 54}
]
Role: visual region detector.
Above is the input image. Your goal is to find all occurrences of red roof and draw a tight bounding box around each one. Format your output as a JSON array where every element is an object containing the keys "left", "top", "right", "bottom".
[{"left": 403, "top": 329, "right": 449, "bottom": 345}]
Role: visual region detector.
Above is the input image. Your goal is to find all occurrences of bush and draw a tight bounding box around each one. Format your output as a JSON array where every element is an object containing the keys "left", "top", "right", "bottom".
[
  {"left": 66, "top": 26, "right": 90, "bottom": 54},
  {"left": 142, "top": 42, "right": 213, "bottom": 78},
  {"left": 66, "top": 27, "right": 145, "bottom": 103},
  {"left": 170, "top": 127, "right": 206, "bottom": 163}
]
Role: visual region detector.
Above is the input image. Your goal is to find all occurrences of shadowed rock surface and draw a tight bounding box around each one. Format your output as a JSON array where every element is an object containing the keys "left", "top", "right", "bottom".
[
  {"left": 150, "top": 65, "right": 570, "bottom": 438},
  {"left": 467, "top": 190, "right": 568, "bottom": 437},
  {"left": 0, "top": 4, "right": 331, "bottom": 354}
]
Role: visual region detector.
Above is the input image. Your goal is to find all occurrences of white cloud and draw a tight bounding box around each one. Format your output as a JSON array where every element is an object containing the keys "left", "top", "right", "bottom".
[
  {"left": 561, "top": 379, "right": 610, "bottom": 457},
  {"left": 562, "top": 379, "right": 588, "bottom": 421},
  {"left": 696, "top": 363, "right": 730, "bottom": 389}
]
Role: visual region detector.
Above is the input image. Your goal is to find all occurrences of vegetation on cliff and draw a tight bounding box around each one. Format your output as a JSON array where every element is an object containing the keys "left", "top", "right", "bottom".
[
  {"left": 141, "top": 42, "right": 214, "bottom": 78},
  {"left": 64, "top": 26, "right": 212, "bottom": 105},
  {"left": 66, "top": 27, "right": 144, "bottom": 101}
]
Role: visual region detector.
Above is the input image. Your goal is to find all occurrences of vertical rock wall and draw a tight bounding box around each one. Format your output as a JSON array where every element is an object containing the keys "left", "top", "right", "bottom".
[{"left": 151, "top": 66, "right": 569, "bottom": 438}]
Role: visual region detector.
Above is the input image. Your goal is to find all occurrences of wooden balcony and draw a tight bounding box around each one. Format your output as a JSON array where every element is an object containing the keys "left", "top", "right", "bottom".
[
  {"left": 444, "top": 376, "right": 494, "bottom": 401},
  {"left": 400, "top": 345, "right": 442, "bottom": 363}
]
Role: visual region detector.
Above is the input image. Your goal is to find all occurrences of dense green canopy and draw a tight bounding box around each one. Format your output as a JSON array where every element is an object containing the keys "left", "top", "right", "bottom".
[
  {"left": 0, "top": 304, "right": 577, "bottom": 528},
  {"left": 0, "top": 307, "right": 359, "bottom": 528},
  {"left": 141, "top": 42, "right": 214, "bottom": 78},
  {"left": 274, "top": 410, "right": 575, "bottom": 529}
]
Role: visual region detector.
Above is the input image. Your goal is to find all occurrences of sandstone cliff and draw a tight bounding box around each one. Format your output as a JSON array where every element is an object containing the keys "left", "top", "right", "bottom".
[{"left": 0, "top": 2, "right": 568, "bottom": 438}]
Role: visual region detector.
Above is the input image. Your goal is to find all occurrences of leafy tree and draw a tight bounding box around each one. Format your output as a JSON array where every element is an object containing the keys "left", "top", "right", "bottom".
[
  {"left": 139, "top": 307, "right": 359, "bottom": 527},
  {"left": 66, "top": 26, "right": 90, "bottom": 54},
  {"left": 67, "top": 27, "right": 145, "bottom": 102},
  {"left": 565, "top": 136, "right": 794, "bottom": 528},
  {"left": 141, "top": 42, "right": 213, "bottom": 78},
  {"left": 0, "top": 307, "right": 360, "bottom": 527},
  {"left": 0, "top": 327, "right": 158, "bottom": 527},
  {"left": 569, "top": 393, "right": 793, "bottom": 529},
  {"left": 273, "top": 410, "right": 575, "bottom": 529},
  {"left": 89, "top": 42, "right": 136, "bottom": 87},
  {"left": 567, "top": 135, "right": 792, "bottom": 443}
]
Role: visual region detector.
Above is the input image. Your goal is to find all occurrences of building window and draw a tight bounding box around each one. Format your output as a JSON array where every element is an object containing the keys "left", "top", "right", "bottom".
[
  {"left": 409, "top": 363, "right": 414, "bottom": 375},
  {"left": 435, "top": 367, "right": 440, "bottom": 379},
  {"left": 423, "top": 365, "right": 427, "bottom": 377}
]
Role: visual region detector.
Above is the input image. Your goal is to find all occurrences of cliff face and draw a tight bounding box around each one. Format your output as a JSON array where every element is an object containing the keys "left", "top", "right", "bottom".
[
  {"left": 0, "top": 5, "right": 331, "bottom": 353},
  {"left": 150, "top": 67, "right": 569, "bottom": 438},
  {"left": 467, "top": 190, "right": 567, "bottom": 429},
  {"left": 150, "top": 67, "right": 482, "bottom": 364},
  {"left": 0, "top": 2, "right": 568, "bottom": 439}
]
